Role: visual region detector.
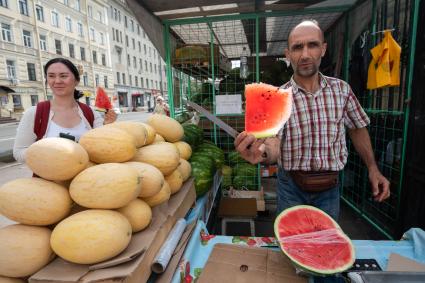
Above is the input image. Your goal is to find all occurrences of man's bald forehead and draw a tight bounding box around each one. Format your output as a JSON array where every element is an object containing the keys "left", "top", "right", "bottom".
[{"left": 288, "top": 20, "right": 324, "bottom": 44}]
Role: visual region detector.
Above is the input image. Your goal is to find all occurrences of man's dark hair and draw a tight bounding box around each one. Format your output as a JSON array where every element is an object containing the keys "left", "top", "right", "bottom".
[{"left": 44, "top": 58, "right": 83, "bottom": 100}]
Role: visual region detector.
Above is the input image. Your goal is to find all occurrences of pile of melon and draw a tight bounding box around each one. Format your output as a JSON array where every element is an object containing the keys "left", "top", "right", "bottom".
[{"left": 0, "top": 114, "right": 192, "bottom": 279}]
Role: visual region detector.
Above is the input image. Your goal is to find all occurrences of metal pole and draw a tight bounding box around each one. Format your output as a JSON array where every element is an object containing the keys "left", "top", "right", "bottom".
[
  {"left": 208, "top": 22, "right": 217, "bottom": 145},
  {"left": 163, "top": 23, "right": 174, "bottom": 118}
]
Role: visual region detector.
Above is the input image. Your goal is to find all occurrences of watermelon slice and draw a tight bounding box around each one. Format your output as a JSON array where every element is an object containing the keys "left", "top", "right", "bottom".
[
  {"left": 95, "top": 87, "right": 112, "bottom": 112},
  {"left": 244, "top": 83, "right": 292, "bottom": 138},
  {"left": 274, "top": 205, "right": 355, "bottom": 275}
]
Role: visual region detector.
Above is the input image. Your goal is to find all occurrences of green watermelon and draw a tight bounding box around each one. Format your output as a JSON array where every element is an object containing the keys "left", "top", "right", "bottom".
[
  {"left": 197, "top": 143, "right": 225, "bottom": 169},
  {"left": 190, "top": 161, "right": 213, "bottom": 197},
  {"left": 232, "top": 175, "right": 258, "bottom": 190},
  {"left": 221, "top": 165, "right": 232, "bottom": 188},
  {"left": 245, "top": 83, "right": 292, "bottom": 138},
  {"left": 274, "top": 205, "right": 355, "bottom": 275},
  {"left": 227, "top": 151, "right": 246, "bottom": 166},
  {"left": 183, "top": 124, "right": 203, "bottom": 149}
]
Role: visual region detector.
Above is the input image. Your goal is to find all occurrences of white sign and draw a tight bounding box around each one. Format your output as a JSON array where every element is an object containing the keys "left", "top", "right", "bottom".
[{"left": 215, "top": 94, "right": 242, "bottom": 114}]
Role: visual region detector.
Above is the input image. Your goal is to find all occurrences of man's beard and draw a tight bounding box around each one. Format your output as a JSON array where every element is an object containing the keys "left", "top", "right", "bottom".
[{"left": 293, "top": 58, "right": 321, "bottom": 77}]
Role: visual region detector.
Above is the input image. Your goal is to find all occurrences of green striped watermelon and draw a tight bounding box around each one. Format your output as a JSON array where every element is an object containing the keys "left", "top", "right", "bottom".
[{"left": 245, "top": 83, "right": 292, "bottom": 138}]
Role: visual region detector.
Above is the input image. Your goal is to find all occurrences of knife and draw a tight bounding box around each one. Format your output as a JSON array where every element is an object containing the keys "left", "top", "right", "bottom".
[{"left": 186, "top": 101, "right": 240, "bottom": 138}]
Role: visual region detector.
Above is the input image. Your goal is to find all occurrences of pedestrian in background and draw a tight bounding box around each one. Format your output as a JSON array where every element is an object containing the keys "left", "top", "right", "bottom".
[
  {"left": 153, "top": 96, "right": 170, "bottom": 116},
  {"left": 13, "top": 58, "right": 116, "bottom": 163}
]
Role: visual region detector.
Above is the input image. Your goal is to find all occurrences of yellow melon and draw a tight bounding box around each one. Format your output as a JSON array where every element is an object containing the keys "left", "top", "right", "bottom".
[
  {"left": 165, "top": 169, "right": 183, "bottom": 195},
  {"left": 147, "top": 114, "right": 184, "bottom": 142},
  {"left": 79, "top": 127, "right": 136, "bottom": 163},
  {"left": 131, "top": 143, "right": 180, "bottom": 175},
  {"left": 0, "top": 178, "right": 72, "bottom": 226},
  {"left": 50, "top": 210, "right": 132, "bottom": 264},
  {"left": 70, "top": 163, "right": 140, "bottom": 209},
  {"left": 0, "top": 276, "right": 26, "bottom": 283},
  {"left": 177, "top": 158, "right": 192, "bottom": 181},
  {"left": 26, "top": 137, "right": 89, "bottom": 181},
  {"left": 117, "top": 199, "right": 152, "bottom": 233},
  {"left": 141, "top": 181, "right": 171, "bottom": 207},
  {"left": 124, "top": 162, "right": 164, "bottom": 198},
  {"left": 173, "top": 141, "right": 192, "bottom": 160},
  {"left": 153, "top": 134, "right": 165, "bottom": 143},
  {"left": 140, "top": 122, "right": 156, "bottom": 145},
  {"left": 0, "top": 224, "right": 53, "bottom": 277},
  {"left": 107, "top": 121, "right": 148, "bottom": 147}
]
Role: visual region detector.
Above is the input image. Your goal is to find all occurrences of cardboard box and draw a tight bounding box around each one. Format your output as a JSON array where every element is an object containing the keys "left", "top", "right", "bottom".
[
  {"left": 29, "top": 178, "right": 196, "bottom": 283},
  {"left": 218, "top": 197, "right": 257, "bottom": 218},
  {"left": 227, "top": 188, "right": 265, "bottom": 212},
  {"left": 197, "top": 244, "right": 307, "bottom": 283}
]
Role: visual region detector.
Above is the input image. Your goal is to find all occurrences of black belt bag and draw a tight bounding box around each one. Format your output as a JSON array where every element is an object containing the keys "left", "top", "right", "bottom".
[{"left": 289, "top": 171, "right": 339, "bottom": 193}]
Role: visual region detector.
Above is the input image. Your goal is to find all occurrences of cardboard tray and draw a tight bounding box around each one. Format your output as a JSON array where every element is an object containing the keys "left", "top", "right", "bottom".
[{"left": 29, "top": 178, "right": 196, "bottom": 283}]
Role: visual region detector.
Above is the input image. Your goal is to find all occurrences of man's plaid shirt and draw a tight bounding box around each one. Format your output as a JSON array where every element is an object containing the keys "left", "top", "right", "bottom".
[{"left": 278, "top": 73, "right": 370, "bottom": 171}]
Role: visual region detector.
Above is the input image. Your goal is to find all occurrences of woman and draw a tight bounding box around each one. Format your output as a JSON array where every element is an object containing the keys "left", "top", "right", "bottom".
[
  {"left": 13, "top": 58, "right": 116, "bottom": 163},
  {"left": 153, "top": 96, "right": 170, "bottom": 116}
]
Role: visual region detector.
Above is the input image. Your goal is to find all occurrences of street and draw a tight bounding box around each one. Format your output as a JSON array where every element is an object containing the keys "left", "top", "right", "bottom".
[{"left": 0, "top": 111, "right": 152, "bottom": 163}]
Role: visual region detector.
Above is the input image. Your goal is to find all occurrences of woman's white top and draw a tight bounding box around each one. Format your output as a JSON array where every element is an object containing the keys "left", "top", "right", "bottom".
[{"left": 45, "top": 119, "right": 87, "bottom": 142}]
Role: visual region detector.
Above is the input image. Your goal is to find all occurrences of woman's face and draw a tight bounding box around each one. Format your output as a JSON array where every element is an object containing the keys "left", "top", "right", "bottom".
[{"left": 46, "top": 62, "right": 79, "bottom": 97}]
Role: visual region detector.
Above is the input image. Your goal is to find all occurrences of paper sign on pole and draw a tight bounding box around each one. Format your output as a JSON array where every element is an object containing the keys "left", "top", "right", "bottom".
[{"left": 215, "top": 94, "right": 242, "bottom": 114}]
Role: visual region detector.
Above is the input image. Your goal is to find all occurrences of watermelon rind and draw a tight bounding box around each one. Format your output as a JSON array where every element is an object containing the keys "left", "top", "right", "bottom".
[{"left": 274, "top": 205, "right": 355, "bottom": 275}]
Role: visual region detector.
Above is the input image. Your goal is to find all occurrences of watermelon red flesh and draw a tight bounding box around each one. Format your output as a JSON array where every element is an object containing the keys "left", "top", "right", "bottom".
[
  {"left": 95, "top": 87, "right": 112, "bottom": 111},
  {"left": 274, "top": 205, "right": 355, "bottom": 275},
  {"left": 244, "top": 83, "right": 292, "bottom": 138}
]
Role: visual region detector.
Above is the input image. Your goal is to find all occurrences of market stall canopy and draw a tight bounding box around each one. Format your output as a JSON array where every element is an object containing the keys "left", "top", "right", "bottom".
[
  {"left": 126, "top": 0, "right": 359, "bottom": 59},
  {"left": 0, "top": 86, "right": 15, "bottom": 96}
]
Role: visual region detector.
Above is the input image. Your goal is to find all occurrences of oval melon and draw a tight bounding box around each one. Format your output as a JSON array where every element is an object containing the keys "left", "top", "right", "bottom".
[
  {"left": 26, "top": 137, "right": 89, "bottom": 181},
  {"left": 131, "top": 143, "right": 180, "bottom": 175},
  {"left": 173, "top": 141, "right": 192, "bottom": 160},
  {"left": 124, "top": 162, "right": 164, "bottom": 198},
  {"left": 117, "top": 199, "right": 152, "bottom": 233},
  {"left": 107, "top": 121, "right": 148, "bottom": 148},
  {"left": 140, "top": 122, "right": 156, "bottom": 145},
  {"left": 0, "top": 276, "right": 26, "bottom": 283},
  {"left": 0, "top": 224, "right": 53, "bottom": 277},
  {"left": 79, "top": 127, "right": 136, "bottom": 163},
  {"left": 50, "top": 210, "right": 132, "bottom": 264},
  {"left": 147, "top": 114, "right": 184, "bottom": 142},
  {"left": 0, "top": 178, "right": 72, "bottom": 226},
  {"left": 177, "top": 158, "right": 192, "bottom": 181},
  {"left": 141, "top": 181, "right": 171, "bottom": 207},
  {"left": 70, "top": 163, "right": 140, "bottom": 209},
  {"left": 165, "top": 169, "right": 183, "bottom": 195}
]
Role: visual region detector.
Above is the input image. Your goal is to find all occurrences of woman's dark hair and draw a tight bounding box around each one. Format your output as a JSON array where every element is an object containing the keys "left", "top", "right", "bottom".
[{"left": 44, "top": 58, "right": 83, "bottom": 100}]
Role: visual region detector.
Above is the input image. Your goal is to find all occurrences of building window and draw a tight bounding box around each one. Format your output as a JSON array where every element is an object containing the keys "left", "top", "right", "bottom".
[
  {"left": 112, "top": 28, "right": 115, "bottom": 41},
  {"left": 55, "top": 39, "right": 62, "bottom": 54},
  {"left": 146, "top": 78, "right": 149, "bottom": 88},
  {"left": 0, "top": 0, "right": 8, "bottom": 8},
  {"left": 95, "top": 74, "right": 99, "bottom": 86},
  {"left": 83, "top": 72, "right": 88, "bottom": 86},
  {"left": 1, "top": 23, "right": 12, "bottom": 42},
  {"left": 143, "top": 30, "right": 146, "bottom": 38},
  {"left": 77, "top": 22, "right": 83, "bottom": 37},
  {"left": 92, "top": 50, "right": 97, "bottom": 64},
  {"left": 127, "top": 54, "right": 130, "bottom": 65},
  {"left": 12, "top": 94, "right": 22, "bottom": 108},
  {"left": 104, "top": 75, "right": 108, "bottom": 88},
  {"left": 68, "top": 43, "right": 75, "bottom": 58},
  {"left": 99, "top": 32, "right": 104, "bottom": 45},
  {"left": 150, "top": 62, "right": 152, "bottom": 73},
  {"left": 125, "top": 35, "right": 128, "bottom": 47},
  {"left": 115, "top": 29, "right": 119, "bottom": 42},
  {"left": 145, "top": 61, "right": 147, "bottom": 71},
  {"left": 141, "top": 77, "right": 144, "bottom": 88},
  {"left": 27, "top": 63, "right": 36, "bottom": 81},
  {"left": 89, "top": 27, "right": 95, "bottom": 41},
  {"left": 47, "top": 95, "right": 53, "bottom": 100},
  {"left": 75, "top": 0, "right": 80, "bottom": 11},
  {"left": 132, "top": 38, "right": 135, "bottom": 49},
  {"left": 88, "top": 5, "right": 92, "bottom": 18},
  {"left": 133, "top": 56, "right": 136, "bottom": 68},
  {"left": 51, "top": 11, "right": 59, "bottom": 27},
  {"left": 137, "top": 24, "right": 140, "bottom": 35},
  {"left": 135, "top": 76, "right": 138, "bottom": 87},
  {"left": 63, "top": 0, "right": 69, "bottom": 6},
  {"left": 124, "top": 16, "right": 127, "bottom": 28},
  {"left": 116, "top": 72, "right": 120, "bottom": 84},
  {"left": 144, "top": 44, "right": 146, "bottom": 54},
  {"left": 131, "top": 20, "right": 134, "bottom": 32},
  {"left": 119, "top": 31, "right": 122, "bottom": 43},
  {"left": 151, "top": 80, "right": 153, "bottom": 89},
  {"left": 6, "top": 60, "right": 16, "bottom": 79},
  {"left": 102, "top": 54, "right": 106, "bottom": 66},
  {"left": 22, "top": 30, "right": 32, "bottom": 48},
  {"left": 36, "top": 5, "right": 44, "bottom": 22},
  {"left": 98, "top": 11, "right": 103, "bottom": 23},
  {"left": 122, "top": 73, "right": 126, "bottom": 85},
  {"left": 18, "top": 0, "right": 28, "bottom": 16},
  {"left": 30, "top": 95, "right": 39, "bottom": 106},
  {"left": 65, "top": 17, "right": 72, "bottom": 32},
  {"left": 80, "top": 47, "right": 85, "bottom": 61},
  {"left": 39, "top": 34, "right": 47, "bottom": 51},
  {"left": 139, "top": 58, "right": 142, "bottom": 70},
  {"left": 129, "top": 75, "right": 132, "bottom": 86},
  {"left": 138, "top": 41, "right": 141, "bottom": 52},
  {"left": 154, "top": 64, "right": 157, "bottom": 73}
]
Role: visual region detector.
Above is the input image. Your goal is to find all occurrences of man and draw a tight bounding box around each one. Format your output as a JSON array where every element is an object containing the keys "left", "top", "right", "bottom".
[{"left": 235, "top": 20, "right": 390, "bottom": 220}]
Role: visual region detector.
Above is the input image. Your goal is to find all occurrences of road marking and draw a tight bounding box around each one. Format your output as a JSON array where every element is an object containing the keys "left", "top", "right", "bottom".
[{"left": 0, "top": 137, "right": 15, "bottom": 142}]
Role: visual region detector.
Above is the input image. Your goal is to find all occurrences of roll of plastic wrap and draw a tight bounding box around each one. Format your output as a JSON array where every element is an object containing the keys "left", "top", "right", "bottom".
[{"left": 152, "top": 218, "right": 187, "bottom": 273}]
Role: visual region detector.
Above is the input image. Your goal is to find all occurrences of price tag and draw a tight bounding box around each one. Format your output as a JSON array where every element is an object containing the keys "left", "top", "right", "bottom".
[{"left": 215, "top": 94, "right": 242, "bottom": 114}]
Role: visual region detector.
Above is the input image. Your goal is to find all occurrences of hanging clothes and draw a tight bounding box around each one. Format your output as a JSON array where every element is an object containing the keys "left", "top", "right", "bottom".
[{"left": 367, "top": 30, "right": 401, "bottom": 89}]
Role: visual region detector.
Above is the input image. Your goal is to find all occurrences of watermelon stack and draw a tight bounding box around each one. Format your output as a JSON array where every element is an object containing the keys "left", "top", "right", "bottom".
[
  {"left": 182, "top": 124, "right": 203, "bottom": 150},
  {"left": 224, "top": 151, "right": 259, "bottom": 190}
]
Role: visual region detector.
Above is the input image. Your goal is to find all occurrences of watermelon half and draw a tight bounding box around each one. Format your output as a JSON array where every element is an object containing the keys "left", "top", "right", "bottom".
[
  {"left": 244, "top": 83, "right": 292, "bottom": 138},
  {"left": 274, "top": 205, "right": 355, "bottom": 275}
]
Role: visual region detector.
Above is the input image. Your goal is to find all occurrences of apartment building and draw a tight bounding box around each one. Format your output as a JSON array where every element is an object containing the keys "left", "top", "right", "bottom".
[
  {"left": 0, "top": 0, "right": 116, "bottom": 117},
  {"left": 109, "top": 0, "right": 167, "bottom": 112}
]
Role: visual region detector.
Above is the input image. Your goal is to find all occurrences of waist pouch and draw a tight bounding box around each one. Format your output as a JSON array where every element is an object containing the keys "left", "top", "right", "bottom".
[{"left": 289, "top": 171, "right": 339, "bottom": 193}]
